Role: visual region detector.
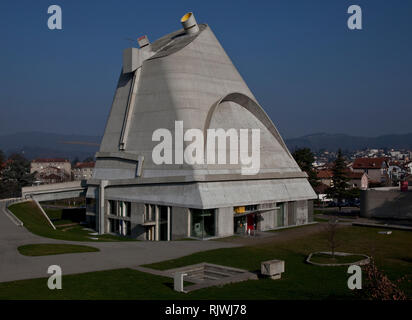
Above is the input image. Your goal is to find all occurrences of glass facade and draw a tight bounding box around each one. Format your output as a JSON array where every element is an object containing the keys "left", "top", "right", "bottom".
[
  {"left": 190, "top": 209, "right": 216, "bottom": 239},
  {"left": 234, "top": 215, "right": 247, "bottom": 234},
  {"left": 108, "top": 200, "right": 117, "bottom": 215},
  {"left": 86, "top": 198, "right": 96, "bottom": 213},
  {"left": 108, "top": 218, "right": 131, "bottom": 236},
  {"left": 107, "top": 200, "right": 132, "bottom": 236},
  {"left": 234, "top": 204, "right": 258, "bottom": 234},
  {"left": 159, "top": 206, "right": 169, "bottom": 241}
]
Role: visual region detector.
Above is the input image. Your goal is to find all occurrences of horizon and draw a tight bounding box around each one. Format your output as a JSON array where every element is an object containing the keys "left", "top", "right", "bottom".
[
  {"left": 2, "top": 130, "right": 412, "bottom": 141},
  {"left": 0, "top": 1, "right": 411, "bottom": 138}
]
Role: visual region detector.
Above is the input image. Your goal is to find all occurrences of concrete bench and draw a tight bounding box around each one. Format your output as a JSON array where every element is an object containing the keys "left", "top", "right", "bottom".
[{"left": 261, "top": 259, "right": 285, "bottom": 280}]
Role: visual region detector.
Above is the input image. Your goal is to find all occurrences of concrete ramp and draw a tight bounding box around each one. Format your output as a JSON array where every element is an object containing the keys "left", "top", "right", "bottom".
[{"left": 22, "top": 181, "right": 87, "bottom": 202}]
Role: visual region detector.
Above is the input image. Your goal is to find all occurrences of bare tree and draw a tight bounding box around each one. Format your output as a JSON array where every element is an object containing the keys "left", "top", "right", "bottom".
[
  {"left": 361, "top": 258, "right": 407, "bottom": 300},
  {"left": 324, "top": 217, "right": 340, "bottom": 257}
]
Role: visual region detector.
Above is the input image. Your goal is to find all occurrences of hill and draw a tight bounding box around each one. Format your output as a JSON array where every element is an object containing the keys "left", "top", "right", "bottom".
[
  {"left": 0, "top": 132, "right": 100, "bottom": 160},
  {"left": 285, "top": 133, "right": 412, "bottom": 152}
]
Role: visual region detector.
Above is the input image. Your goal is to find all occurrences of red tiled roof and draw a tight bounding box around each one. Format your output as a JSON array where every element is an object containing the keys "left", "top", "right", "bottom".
[
  {"left": 1, "top": 159, "right": 14, "bottom": 169},
  {"left": 352, "top": 157, "right": 388, "bottom": 169},
  {"left": 317, "top": 169, "right": 365, "bottom": 180},
  {"left": 346, "top": 171, "right": 365, "bottom": 179},
  {"left": 316, "top": 170, "right": 333, "bottom": 179},
  {"left": 74, "top": 162, "right": 95, "bottom": 169},
  {"left": 32, "top": 158, "right": 69, "bottom": 163}
]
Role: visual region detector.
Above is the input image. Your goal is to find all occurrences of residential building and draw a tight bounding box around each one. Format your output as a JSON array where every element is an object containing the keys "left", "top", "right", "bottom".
[
  {"left": 316, "top": 169, "right": 333, "bottom": 187},
  {"left": 347, "top": 171, "right": 368, "bottom": 189},
  {"left": 352, "top": 157, "right": 389, "bottom": 185},
  {"left": 72, "top": 162, "right": 95, "bottom": 181},
  {"left": 316, "top": 169, "right": 368, "bottom": 189},
  {"left": 30, "top": 158, "right": 71, "bottom": 184}
]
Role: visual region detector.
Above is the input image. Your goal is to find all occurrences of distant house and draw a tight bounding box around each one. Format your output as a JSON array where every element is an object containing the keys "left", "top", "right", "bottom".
[
  {"left": 72, "top": 162, "right": 95, "bottom": 181},
  {"left": 316, "top": 169, "right": 333, "bottom": 187},
  {"left": 346, "top": 171, "right": 368, "bottom": 189},
  {"left": 313, "top": 183, "right": 331, "bottom": 202},
  {"left": 316, "top": 169, "right": 368, "bottom": 190},
  {"left": 352, "top": 157, "right": 389, "bottom": 185},
  {"left": 405, "top": 161, "right": 412, "bottom": 174},
  {"left": 30, "top": 158, "right": 71, "bottom": 184}
]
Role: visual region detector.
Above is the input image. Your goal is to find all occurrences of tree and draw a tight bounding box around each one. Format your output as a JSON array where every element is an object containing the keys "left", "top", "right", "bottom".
[
  {"left": 0, "top": 153, "right": 36, "bottom": 199},
  {"left": 0, "top": 149, "right": 5, "bottom": 164},
  {"left": 324, "top": 217, "right": 340, "bottom": 257},
  {"left": 360, "top": 258, "right": 407, "bottom": 300},
  {"left": 0, "top": 149, "right": 5, "bottom": 177},
  {"left": 83, "top": 156, "right": 95, "bottom": 162},
  {"left": 71, "top": 157, "right": 80, "bottom": 166},
  {"left": 327, "top": 149, "right": 349, "bottom": 212},
  {"left": 292, "top": 148, "right": 319, "bottom": 188}
]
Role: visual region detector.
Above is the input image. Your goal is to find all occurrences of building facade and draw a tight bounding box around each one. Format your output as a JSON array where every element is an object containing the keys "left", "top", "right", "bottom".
[
  {"left": 72, "top": 162, "right": 95, "bottom": 181},
  {"left": 352, "top": 157, "right": 389, "bottom": 185},
  {"left": 85, "top": 13, "right": 317, "bottom": 240},
  {"left": 30, "top": 158, "right": 71, "bottom": 184}
]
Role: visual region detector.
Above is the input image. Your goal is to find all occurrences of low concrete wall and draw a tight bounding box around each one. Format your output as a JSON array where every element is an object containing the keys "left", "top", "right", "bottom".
[{"left": 360, "top": 188, "right": 412, "bottom": 220}]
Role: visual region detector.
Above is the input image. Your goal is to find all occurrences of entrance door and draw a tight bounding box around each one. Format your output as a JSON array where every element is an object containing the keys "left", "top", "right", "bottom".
[
  {"left": 158, "top": 206, "right": 170, "bottom": 241},
  {"left": 234, "top": 215, "right": 246, "bottom": 234},
  {"left": 247, "top": 214, "right": 255, "bottom": 231}
]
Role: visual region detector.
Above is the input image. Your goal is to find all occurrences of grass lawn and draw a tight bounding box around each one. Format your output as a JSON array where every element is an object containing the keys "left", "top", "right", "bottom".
[
  {"left": 8, "top": 201, "right": 135, "bottom": 242},
  {"left": 18, "top": 244, "right": 99, "bottom": 256},
  {"left": 145, "top": 225, "right": 412, "bottom": 299},
  {"left": 0, "top": 225, "right": 410, "bottom": 299},
  {"left": 309, "top": 253, "right": 367, "bottom": 265},
  {"left": 43, "top": 207, "right": 75, "bottom": 226}
]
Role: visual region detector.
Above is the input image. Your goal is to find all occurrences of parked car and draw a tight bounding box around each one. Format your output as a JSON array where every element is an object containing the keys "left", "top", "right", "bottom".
[{"left": 348, "top": 199, "right": 360, "bottom": 207}]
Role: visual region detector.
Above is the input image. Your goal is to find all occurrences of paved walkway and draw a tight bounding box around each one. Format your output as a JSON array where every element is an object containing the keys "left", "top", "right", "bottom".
[{"left": 0, "top": 201, "right": 239, "bottom": 283}]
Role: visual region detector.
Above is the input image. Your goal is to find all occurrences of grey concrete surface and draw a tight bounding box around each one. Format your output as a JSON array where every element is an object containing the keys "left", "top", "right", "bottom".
[
  {"left": 360, "top": 188, "right": 412, "bottom": 220},
  {"left": 22, "top": 181, "right": 87, "bottom": 202},
  {"left": 0, "top": 201, "right": 240, "bottom": 283}
]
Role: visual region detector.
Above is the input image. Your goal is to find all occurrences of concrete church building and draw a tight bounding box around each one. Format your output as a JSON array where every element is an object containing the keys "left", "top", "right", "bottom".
[{"left": 86, "top": 12, "right": 316, "bottom": 240}]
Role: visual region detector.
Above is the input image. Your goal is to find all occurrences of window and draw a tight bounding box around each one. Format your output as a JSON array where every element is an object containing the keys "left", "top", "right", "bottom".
[
  {"left": 125, "top": 221, "right": 131, "bottom": 236},
  {"left": 125, "top": 202, "right": 131, "bottom": 217},
  {"left": 144, "top": 204, "right": 156, "bottom": 222},
  {"left": 108, "top": 200, "right": 117, "bottom": 216},
  {"left": 190, "top": 209, "right": 216, "bottom": 239},
  {"left": 109, "top": 218, "right": 119, "bottom": 233},
  {"left": 150, "top": 204, "right": 156, "bottom": 220},
  {"left": 245, "top": 204, "right": 258, "bottom": 212},
  {"left": 86, "top": 198, "right": 96, "bottom": 213},
  {"left": 159, "top": 206, "right": 170, "bottom": 241}
]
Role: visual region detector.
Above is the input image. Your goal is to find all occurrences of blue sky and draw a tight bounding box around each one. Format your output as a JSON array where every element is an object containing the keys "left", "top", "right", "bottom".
[{"left": 0, "top": 0, "right": 411, "bottom": 138}]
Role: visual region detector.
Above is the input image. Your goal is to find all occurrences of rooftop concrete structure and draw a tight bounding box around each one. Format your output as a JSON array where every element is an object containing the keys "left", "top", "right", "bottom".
[{"left": 86, "top": 12, "right": 316, "bottom": 240}]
